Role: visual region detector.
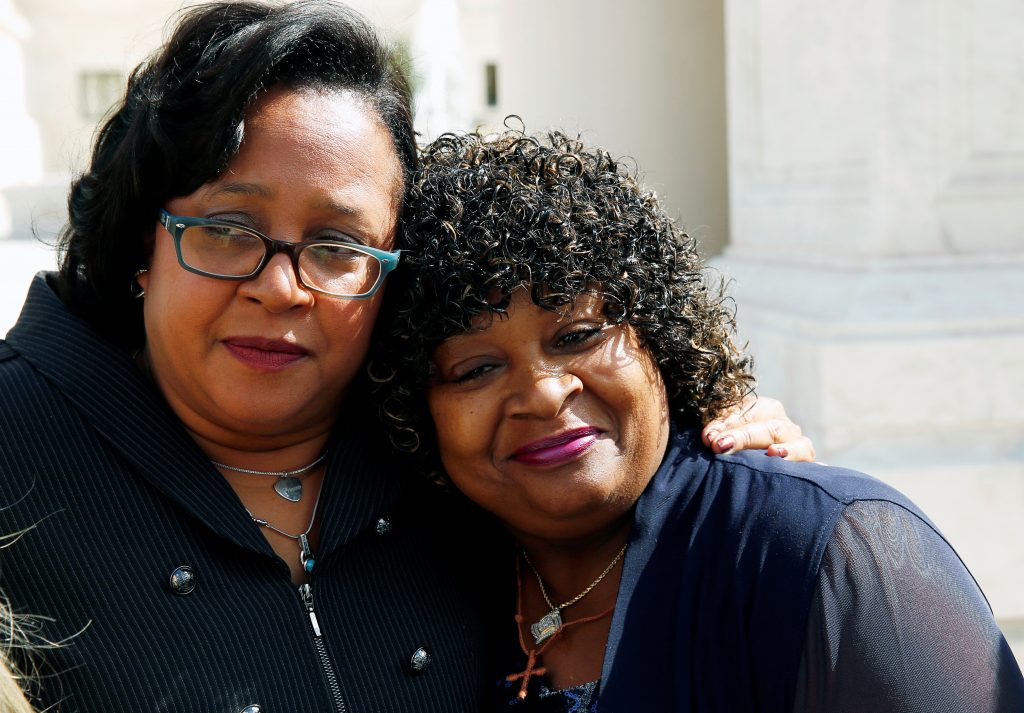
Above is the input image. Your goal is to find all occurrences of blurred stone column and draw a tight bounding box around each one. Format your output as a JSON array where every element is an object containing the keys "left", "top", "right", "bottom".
[
  {"left": 717, "top": 0, "right": 1024, "bottom": 641},
  {"left": 412, "top": 0, "right": 469, "bottom": 140},
  {"left": 0, "top": 0, "right": 43, "bottom": 239}
]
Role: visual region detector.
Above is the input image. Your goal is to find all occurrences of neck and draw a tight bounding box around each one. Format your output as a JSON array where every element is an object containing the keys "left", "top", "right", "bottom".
[
  {"left": 515, "top": 516, "right": 633, "bottom": 610},
  {"left": 190, "top": 429, "right": 331, "bottom": 474}
]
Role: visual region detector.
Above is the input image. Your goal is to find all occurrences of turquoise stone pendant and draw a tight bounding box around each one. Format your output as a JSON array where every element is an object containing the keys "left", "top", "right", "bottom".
[{"left": 298, "top": 533, "right": 315, "bottom": 575}]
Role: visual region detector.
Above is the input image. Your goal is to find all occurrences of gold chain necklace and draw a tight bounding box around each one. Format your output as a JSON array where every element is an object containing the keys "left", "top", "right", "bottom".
[{"left": 521, "top": 543, "right": 628, "bottom": 645}]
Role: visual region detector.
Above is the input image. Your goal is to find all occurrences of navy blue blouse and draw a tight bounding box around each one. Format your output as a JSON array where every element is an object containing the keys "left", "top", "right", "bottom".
[{"left": 495, "top": 427, "right": 1024, "bottom": 712}]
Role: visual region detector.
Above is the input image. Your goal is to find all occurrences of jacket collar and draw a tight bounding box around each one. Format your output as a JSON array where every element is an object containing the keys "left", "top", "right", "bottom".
[
  {"left": 6, "top": 273, "right": 401, "bottom": 561},
  {"left": 599, "top": 423, "right": 711, "bottom": 688}
]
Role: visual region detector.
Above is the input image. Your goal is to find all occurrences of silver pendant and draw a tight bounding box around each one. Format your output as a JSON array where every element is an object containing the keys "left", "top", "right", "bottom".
[
  {"left": 530, "top": 609, "right": 562, "bottom": 645},
  {"left": 274, "top": 476, "right": 303, "bottom": 502},
  {"left": 298, "top": 533, "right": 315, "bottom": 575}
]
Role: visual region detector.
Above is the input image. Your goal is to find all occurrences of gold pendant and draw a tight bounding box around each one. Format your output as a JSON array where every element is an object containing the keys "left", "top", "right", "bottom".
[{"left": 530, "top": 609, "right": 562, "bottom": 645}]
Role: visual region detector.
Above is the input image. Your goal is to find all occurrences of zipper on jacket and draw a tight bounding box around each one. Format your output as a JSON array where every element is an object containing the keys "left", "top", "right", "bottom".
[{"left": 299, "top": 582, "right": 348, "bottom": 713}]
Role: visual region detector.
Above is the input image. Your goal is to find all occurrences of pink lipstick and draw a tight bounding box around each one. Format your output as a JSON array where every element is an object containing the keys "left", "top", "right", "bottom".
[
  {"left": 510, "top": 427, "right": 600, "bottom": 467},
  {"left": 223, "top": 337, "right": 309, "bottom": 371}
]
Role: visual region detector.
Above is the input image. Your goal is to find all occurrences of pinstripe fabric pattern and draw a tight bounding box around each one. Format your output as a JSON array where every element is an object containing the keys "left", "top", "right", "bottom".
[{"left": 0, "top": 274, "right": 496, "bottom": 713}]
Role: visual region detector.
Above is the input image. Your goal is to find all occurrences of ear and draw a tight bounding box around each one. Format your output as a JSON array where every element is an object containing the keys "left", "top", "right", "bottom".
[{"left": 137, "top": 228, "right": 157, "bottom": 292}]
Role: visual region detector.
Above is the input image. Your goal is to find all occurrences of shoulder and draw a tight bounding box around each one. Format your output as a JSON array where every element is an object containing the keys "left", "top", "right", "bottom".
[
  {"left": 818, "top": 499, "right": 982, "bottom": 613},
  {"left": 709, "top": 448, "right": 925, "bottom": 518},
  {"left": 0, "top": 338, "right": 48, "bottom": 401},
  {"left": 0, "top": 340, "right": 23, "bottom": 372},
  {"left": 645, "top": 430, "right": 935, "bottom": 575},
  {"left": 0, "top": 337, "right": 53, "bottom": 400},
  {"left": 819, "top": 500, "right": 958, "bottom": 598},
  {"left": 0, "top": 338, "right": 87, "bottom": 501}
]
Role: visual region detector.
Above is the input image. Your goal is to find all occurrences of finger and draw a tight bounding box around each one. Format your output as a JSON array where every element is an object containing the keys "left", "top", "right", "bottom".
[
  {"left": 766, "top": 436, "right": 817, "bottom": 462},
  {"left": 702, "top": 420, "right": 726, "bottom": 448},
  {"left": 710, "top": 395, "right": 788, "bottom": 435},
  {"left": 734, "top": 395, "right": 785, "bottom": 425},
  {"left": 712, "top": 419, "right": 802, "bottom": 454},
  {"left": 703, "top": 394, "right": 762, "bottom": 446}
]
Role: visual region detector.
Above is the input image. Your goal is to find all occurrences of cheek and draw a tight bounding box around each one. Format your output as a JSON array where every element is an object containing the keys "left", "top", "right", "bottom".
[
  {"left": 318, "top": 298, "right": 382, "bottom": 372},
  {"left": 428, "top": 393, "right": 484, "bottom": 470},
  {"left": 435, "top": 416, "right": 499, "bottom": 515},
  {"left": 427, "top": 395, "right": 456, "bottom": 451},
  {"left": 143, "top": 248, "right": 230, "bottom": 347},
  {"left": 607, "top": 357, "right": 669, "bottom": 459},
  {"left": 627, "top": 377, "right": 671, "bottom": 475}
]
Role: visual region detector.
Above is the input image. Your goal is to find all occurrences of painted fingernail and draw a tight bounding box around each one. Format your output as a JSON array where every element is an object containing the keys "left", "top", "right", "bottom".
[
  {"left": 775, "top": 446, "right": 789, "bottom": 458},
  {"left": 705, "top": 429, "right": 720, "bottom": 443},
  {"left": 715, "top": 435, "right": 734, "bottom": 452}
]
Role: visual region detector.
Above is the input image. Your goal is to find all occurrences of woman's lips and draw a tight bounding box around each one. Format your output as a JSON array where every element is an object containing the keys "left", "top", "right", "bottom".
[
  {"left": 509, "top": 427, "right": 601, "bottom": 467},
  {"left": 222, "top": 337, "right": 309, "bottom": 371}
]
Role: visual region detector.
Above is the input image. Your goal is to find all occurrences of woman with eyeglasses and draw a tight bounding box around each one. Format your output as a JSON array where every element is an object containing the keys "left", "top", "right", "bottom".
[
  {"left": 371, "top": 129, "right": 1024, "bottom": 712},
  {"left": 0, "top": 2, "right": 811, "bottom": 711}
]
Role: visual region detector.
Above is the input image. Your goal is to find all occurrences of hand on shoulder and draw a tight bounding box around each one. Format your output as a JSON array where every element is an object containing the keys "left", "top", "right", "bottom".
[{"left": 702, "top": 395, "right": 817, "bottom": 462}]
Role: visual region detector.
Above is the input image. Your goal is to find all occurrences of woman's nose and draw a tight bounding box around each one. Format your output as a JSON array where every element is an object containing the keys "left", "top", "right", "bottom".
[
  {"left": 237, "top": 251, "right": 314, "bottom": 312},
  {"left": 507, "top": 368, "right": 583, "bottom": 419}
]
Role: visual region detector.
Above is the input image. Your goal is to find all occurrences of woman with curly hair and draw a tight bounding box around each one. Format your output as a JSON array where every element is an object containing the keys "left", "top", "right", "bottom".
[{"left": 372, "top": 128, "right": 1024, "bottom": 712}]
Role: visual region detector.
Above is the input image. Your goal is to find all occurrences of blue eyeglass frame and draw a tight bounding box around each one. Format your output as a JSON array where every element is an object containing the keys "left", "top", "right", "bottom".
[{"left": 158, "top": 209, "right": 401, "bottom": 299}]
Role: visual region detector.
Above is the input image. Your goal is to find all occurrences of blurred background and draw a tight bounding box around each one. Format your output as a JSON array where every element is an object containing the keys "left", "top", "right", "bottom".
[{"left": 1, "top": 0, "right": 1022, "bottom": 658}]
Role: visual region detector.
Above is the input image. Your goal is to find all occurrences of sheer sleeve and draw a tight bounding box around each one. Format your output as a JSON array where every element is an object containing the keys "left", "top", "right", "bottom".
[{"left": 792, "top": 500, "right": 1024, "bottom": 713}]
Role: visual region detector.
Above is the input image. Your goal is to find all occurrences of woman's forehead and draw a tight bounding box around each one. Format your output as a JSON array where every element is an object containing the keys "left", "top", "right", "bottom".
[{"left": 172, "top": 87, "right": 403, "bottom": 245}]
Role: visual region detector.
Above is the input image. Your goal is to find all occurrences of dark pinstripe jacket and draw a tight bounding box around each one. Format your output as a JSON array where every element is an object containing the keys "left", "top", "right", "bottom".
[{"left": 0, "top": 274, "right": 496, "bottom": 713}]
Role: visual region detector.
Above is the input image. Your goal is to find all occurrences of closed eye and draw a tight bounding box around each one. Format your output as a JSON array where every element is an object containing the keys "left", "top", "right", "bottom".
[
  {"left": 453, "top": 363, "right": 498, "bottom": 384},
  {"left": 311, "top": 233, "right": 363, "bottom": 247},
  {"left": 555, "top": 326, "right": 606, "bottom": 350}
]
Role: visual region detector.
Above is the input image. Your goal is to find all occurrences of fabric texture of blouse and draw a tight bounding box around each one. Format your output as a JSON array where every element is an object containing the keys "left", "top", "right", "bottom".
[
  {"left": 0, "top": 274, "right": 499, "bottom": 712},
  {"left": 494, "top": 424, "right": 1024, "bottom": 712}
]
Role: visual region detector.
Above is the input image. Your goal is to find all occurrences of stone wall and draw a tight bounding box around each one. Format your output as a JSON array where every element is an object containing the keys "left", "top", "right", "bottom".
[{"left": 717, "top": 0, "right": 1024, "bottom": 655}]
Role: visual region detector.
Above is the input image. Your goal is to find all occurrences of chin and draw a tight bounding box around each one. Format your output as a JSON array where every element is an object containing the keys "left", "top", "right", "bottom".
[
  {"left": 511, "top": 495, "right": 632, "bottom": 542},
  {"left": 215, "top": 394, "right": 320, "bottom": 435},
  {"left": 511, "top": 515, "right": 630, "bottom": 545}
]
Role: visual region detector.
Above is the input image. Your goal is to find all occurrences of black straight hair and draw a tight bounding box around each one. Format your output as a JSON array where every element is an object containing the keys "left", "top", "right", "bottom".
[{"left": 56, "top": 0, "right": 416, "bottom": 348}]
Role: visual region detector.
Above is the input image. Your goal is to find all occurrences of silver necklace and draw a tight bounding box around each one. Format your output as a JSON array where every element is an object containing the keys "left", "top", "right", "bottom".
[
  {"left": 522, "top": 543, "right": 628, "bottom": 645},
  {"left": 212, "top": 452, "right": 327, "bottom": 503},
  {"left": 248, "top": 481, "right": 324, "bottom": 576}
]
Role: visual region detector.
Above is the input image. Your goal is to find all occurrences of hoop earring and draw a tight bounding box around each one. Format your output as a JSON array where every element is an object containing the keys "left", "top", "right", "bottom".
[{"left": 131, "top": 269, "right": 148, "bottom": 299}]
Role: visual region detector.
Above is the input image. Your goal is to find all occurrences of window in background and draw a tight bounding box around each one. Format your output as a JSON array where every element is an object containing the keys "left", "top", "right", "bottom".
[
  {"left": 79, "top": 71, "right": 123, "bottom": 120},
  {"left": 485, "top": 62, "right": 498, "bottom": 107}
]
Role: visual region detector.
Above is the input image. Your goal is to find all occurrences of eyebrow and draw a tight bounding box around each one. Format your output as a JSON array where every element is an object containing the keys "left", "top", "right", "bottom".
[
  {"left": 207, "top": 182, "right": 274, "bottom": 199},
  {"left": 207, "top": 182, "right": 361, "bottom": 218},
  {"left": 312, "top": 198, "right": 359, "bottom": 216}
]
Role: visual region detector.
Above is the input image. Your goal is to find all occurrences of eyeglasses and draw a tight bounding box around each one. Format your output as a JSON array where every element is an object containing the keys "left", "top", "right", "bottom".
[{"left": 158, "top": 210, "right": 401, "bottom": 299}]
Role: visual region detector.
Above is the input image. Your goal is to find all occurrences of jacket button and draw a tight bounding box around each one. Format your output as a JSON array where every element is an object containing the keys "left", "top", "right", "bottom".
[
  {"left": 408, "top": 646, "right": 431, "bottom": 674},
  {"left": 169, "top": 565, "right": 196, "bottom": 595},
  {"left": 375, "top": 517, "right": 392, "bottom": 535},
  {"left": 239, "top": 706, "right": 261, "bottom": 713}
]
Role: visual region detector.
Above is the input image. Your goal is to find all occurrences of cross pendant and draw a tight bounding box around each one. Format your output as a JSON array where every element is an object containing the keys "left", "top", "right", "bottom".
[{"left": 507, "top": 649, "right": 547, "bottom": 700}]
